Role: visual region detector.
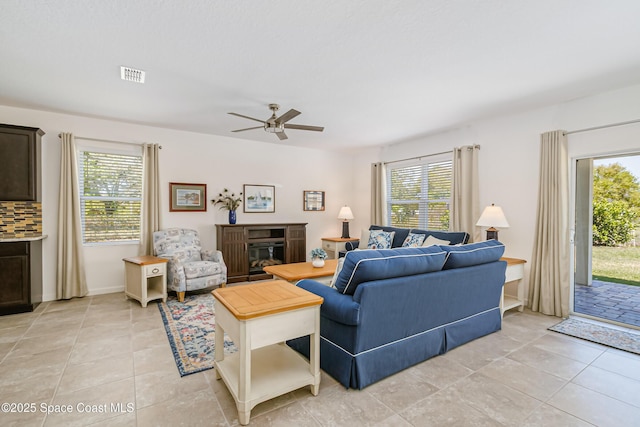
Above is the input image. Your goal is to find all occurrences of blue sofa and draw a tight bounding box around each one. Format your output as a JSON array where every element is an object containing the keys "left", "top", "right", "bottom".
[
  {"left": 340, "top": 225, "right": 470, "bottom": 256},
  {"left": 288, "top": 240, "right": 506, "bottom": 389}
]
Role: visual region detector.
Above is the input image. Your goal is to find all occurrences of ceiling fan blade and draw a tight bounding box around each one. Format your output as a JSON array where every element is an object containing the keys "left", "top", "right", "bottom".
[
  {"left": 276, "top": 131, "right": 288, "bottom": 141},
  {"left": 231, "top": 126, "right": 263, "bottom": 132},
  {"left": 276, "top": 109, "right": 301, "bottom": 124},
  {"left": 284, "top": 124, "right": 324, "bottom": 132},
  {"left": 228, "top": 112, "right": 266, "bottom": 124}
]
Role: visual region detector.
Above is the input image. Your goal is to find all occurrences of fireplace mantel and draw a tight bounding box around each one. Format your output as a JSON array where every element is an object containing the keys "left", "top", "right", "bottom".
[{"left": 215, "top": 223, "right": 307, "bottom": 283}]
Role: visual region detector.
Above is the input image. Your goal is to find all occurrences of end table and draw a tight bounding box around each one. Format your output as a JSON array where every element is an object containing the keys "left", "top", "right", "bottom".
[{"left": 123, "top": 255, "right": 168, "bottom": 307}]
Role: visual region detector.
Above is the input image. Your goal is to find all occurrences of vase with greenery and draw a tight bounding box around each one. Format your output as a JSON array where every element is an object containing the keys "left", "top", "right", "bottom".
[
  {"left": 310, "top": 248, "right": 328, "bottom": 267},
  {"left": 212, "top": 189, "right": 242, "bottom": 224}
]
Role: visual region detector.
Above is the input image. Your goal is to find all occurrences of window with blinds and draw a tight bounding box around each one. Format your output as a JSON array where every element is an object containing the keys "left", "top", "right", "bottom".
[
  {"left": 386, "top": 154, "right": 452, "bottom": 230},
  {"left": 78, "top": 150, "right": 143, "bottom": 244}
]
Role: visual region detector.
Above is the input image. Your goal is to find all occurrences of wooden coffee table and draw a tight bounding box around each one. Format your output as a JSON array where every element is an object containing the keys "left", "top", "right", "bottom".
[
  {"left": 263, "top": 258, "right": 339, "bottom": 285},
  {"left": 212, "top": 280, "right": 323, "bottom": 425}
]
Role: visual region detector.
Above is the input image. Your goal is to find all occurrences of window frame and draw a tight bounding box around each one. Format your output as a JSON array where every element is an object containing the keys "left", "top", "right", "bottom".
[
  {"left": 385, "top": 153, "right": 453, "bottom": 230},
  {"left": 76, "top": 142, "right": 143, "bottom": 246}
]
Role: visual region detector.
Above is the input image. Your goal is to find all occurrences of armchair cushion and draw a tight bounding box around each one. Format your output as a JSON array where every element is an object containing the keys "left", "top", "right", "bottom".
[{"left": 184, "top": 261, "right": 223, "bottom": 279}]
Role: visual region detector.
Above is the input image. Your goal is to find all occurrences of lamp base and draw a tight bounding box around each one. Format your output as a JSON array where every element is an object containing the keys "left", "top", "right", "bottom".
[
  {"left": 486, "top": 227, "right": 499, "bottom": 241},
  {"left": 341, "top": 221, "right": 350, "bottom": 239}
]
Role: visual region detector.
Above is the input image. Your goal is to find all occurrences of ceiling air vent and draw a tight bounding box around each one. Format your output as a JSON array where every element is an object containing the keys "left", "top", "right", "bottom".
[{"left": 120, "top": 66, "right": 145, "bottom": 83}]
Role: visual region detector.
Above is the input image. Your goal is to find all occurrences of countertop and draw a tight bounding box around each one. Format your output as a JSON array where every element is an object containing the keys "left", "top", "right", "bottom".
[{"left": 0, "top": 234, "right": 48, "bottom": 242}]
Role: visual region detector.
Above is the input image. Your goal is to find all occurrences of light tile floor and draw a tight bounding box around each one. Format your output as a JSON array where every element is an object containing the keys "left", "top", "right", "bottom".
[{"left": 1, "top": 293, "right": 640, "bottom": 426}]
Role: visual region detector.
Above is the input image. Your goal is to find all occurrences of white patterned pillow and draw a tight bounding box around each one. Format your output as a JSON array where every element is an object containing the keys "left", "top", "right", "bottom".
[
  {"left": 402, "top": 232, "right": 426, "bottom": 247},
  {"left": 367, "top": 229, "right": 395, "bottom": 249},
  {"left": 422, "top": 235, "right": 451, "bottom": 247},
  {"left": 358, "top": 229, "right": 371, "bottom": 249}
]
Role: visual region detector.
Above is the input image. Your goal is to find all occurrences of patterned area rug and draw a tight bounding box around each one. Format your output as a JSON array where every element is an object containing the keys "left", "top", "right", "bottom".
[
  {"left": 549, "top": 317, "right": 640, "bottom": 355},
  {"left": 158, "top": 292, "right": 237, "bottom": 376}
]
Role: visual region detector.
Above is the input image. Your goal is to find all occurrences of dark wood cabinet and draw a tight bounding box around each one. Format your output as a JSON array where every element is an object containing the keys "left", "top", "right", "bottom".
[
  {"left": 0, "top": 240, "right": 42, "bottom": 315},
  {"left": 216, "top": 223, "right": 307, "bottom": 283},
  {"left": 0, "top": 124, "right": 44, "bottom": 201}
]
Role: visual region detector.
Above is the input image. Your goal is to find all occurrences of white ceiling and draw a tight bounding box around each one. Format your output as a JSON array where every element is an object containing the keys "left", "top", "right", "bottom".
[{"left": 2, "top": 1, "right": 640, "bottom": 151}]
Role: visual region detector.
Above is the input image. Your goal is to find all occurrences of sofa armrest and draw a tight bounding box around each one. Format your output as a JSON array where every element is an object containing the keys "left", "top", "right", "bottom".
[
  {"left": 344, "top": 240, "right": 360, "bottom": 251},
  {"left": 296, "top": 279, "right": 360, "bottom": 326}
]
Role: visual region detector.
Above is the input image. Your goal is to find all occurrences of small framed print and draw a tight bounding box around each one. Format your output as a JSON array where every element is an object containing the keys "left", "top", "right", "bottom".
[
  {"left": 303, "top": 190, "right": 325, "bottom": 211},
  {"left": 243, "top": 184, "right": 275, "bottom": 213},
  {"left": 169, "top": 182, "right": 207, "bottom": 212}
]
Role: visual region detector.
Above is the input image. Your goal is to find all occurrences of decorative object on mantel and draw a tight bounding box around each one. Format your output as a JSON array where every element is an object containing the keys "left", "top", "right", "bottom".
[
  {"left": 169, "top": 182, "right": 207, "bottom": 212},
  {"left": 476, "top": 203, "right": 509, "bottom": 240},
  {"left": 310, "top": 248, "right": 328, "bottom": 267},
  {"left": 338, "top": 206, "right": 354, "bottom": 238},
  {"left": 212, "top": 188, "right": 242, "bottom": 224}
]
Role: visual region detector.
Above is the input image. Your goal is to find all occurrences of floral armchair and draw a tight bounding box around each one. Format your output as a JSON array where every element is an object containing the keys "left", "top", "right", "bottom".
[{"left": 152, "top": 228, "right": 227, "bottom": 302}]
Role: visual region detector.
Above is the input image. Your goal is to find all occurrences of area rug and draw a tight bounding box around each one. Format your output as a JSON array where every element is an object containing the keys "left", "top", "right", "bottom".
[
  {"left": 548, "top": 317, "right": 640, "bottom": 355},
  {"left": 158, "top": 293, "right": 237, "bottom": 376}
]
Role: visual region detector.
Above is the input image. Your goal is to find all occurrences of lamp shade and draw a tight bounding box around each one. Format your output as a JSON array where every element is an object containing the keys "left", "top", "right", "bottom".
[
  {"left": 476, "top": 204, "right": 509, "bottom": 228},
  {"left": 338, "top": 206, "right": 354, "bottom": 220}
]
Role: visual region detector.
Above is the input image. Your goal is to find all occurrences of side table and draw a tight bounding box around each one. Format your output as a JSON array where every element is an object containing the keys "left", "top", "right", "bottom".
[
  {"left": 321, "top": 237, "right": 359, "bottom": 259},
  {"left": 500, "top": 257, "right": 526, "bottom": 318},
  {"left": 123, "top": 255, "right": 168, "bottom": 307},
  {"left": 212, "top": 280, "right": 323, "bottom": 425}
]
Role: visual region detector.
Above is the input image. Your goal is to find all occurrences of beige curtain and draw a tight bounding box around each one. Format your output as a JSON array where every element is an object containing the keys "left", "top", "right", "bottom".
[
  {"left": 56, "top": 133, "right": 88, "bottom": 299},
  {"left": 139, "top": 143, "right": 161, "bottom": 255},
  {"left": 371, "top": 162, "right": 387, "bottom": 225},
  {"left": 528, "top": 130, "right": 570, "bottom": 317},
  {"left": 451, "top": 145, "right": 480, "bottom": 241}
]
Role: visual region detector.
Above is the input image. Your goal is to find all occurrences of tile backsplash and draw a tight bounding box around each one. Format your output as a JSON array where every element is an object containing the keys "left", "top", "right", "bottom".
[{"left": 0, "top": 201, "right": 42, "bottom": 237}]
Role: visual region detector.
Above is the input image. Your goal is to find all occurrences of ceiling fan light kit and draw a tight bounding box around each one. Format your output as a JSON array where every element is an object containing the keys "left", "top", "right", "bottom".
[{"left": 229, "top": 103, "right": 324, "bottom": 140}]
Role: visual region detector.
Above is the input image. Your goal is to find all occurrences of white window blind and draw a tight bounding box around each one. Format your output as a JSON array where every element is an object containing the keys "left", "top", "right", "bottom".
[
  {"left": 77, "top": 150, "right": 143, "bottom": 244},
  {"left": 386, "top": 154, "right": 452, "bottom": 230}
]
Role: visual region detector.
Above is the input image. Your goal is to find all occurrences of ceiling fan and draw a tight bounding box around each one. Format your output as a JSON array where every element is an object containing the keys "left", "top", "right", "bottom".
[{"left": 228, "top": 104, "right": 324, "bottom": 140}]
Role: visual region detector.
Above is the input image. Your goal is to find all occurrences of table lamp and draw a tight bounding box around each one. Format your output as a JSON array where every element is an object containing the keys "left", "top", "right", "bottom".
[
  {"left": 338, "top": 206, "right": 354, "bottom": 238},
  {"left": 476, "top": 204, "right": 509, "bottom": 240}
]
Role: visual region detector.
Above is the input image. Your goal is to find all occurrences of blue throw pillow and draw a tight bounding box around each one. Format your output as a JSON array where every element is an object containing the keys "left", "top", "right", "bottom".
[
  {"left": 367, "top": 229, "right": 395, "bottom": 249},
  {"left": 441, "top": 240, "right": 505, "bottom": 269},
  {"left": 334, "top": 246, "right": 447, "bottom": 295},
  {"left": 402, "top": 232, "right": 426, "bottom": 247}
]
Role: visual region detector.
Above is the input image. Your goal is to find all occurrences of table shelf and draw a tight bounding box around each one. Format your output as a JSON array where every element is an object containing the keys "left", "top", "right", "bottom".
[{"left": 216, "top": 344, "right": 317, "bottom": 407}]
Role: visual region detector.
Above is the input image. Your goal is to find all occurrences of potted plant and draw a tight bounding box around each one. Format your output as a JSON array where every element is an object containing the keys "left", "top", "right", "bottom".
[
  {"left": 212, "top": 188, "right": 242, "bottom": 224},
  {"left": 310, "top": 248, "right": 328, "bottom": 268}
]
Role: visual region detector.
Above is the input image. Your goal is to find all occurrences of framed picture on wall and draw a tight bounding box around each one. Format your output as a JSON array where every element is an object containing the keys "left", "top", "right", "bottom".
[
  {"left": 243, "top": 184, "right": 275, "bottom": 213},
  {"left": 303, "top": 190, "right": 325, "bottom": 211},
  {"left": 169, "top": 182, "right": 207, "bottom": 212}
]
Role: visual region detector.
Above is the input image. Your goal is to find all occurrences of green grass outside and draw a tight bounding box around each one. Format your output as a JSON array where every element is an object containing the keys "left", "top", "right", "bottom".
[{"left": 591, "top": 245, "right": 640, "bottom": 286}]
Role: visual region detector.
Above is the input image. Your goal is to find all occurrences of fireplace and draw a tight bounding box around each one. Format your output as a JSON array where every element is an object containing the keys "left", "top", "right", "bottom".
[{"left": 248, "top": 241, "right": 285, "bottom": 275}]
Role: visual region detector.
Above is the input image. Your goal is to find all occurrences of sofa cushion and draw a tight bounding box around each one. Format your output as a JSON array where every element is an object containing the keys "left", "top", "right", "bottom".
[
  {"left": 330, "top": 257, "right": 345, "bottom": 288},
  {"left": 369, "top": 225, "right": 410, "bottom": 248},
  {"left": 402, "top": 232, "right": 427, "bottom": 247},
  {"left": 441, "top": 240, "right": 505, "bottom": 269},
  {"left": 334, "top": 246, "right": 447, "bottom": 295},
  {"left": 422, "top": 235, "right": 450, "bottom": 247},
  {"left": 367, "top": 229, "right": 395, "bottom": 249},
  {"left": 410, "top": 228, "right": 469, "bottom": 245}
]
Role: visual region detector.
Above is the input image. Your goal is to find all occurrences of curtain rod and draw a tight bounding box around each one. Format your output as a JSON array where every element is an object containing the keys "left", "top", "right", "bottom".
[
  {"left": 383, "top": 150, "right": 452, "bottom": 166},
  {"left": 383, "top": 145, "right": 480, "bottom": 166},
  {"left": 565, "top": 118, "right": 640, "bottom": 136},
  {"left": 58, "top": 134, "right": 162, "bottom": 149}
]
